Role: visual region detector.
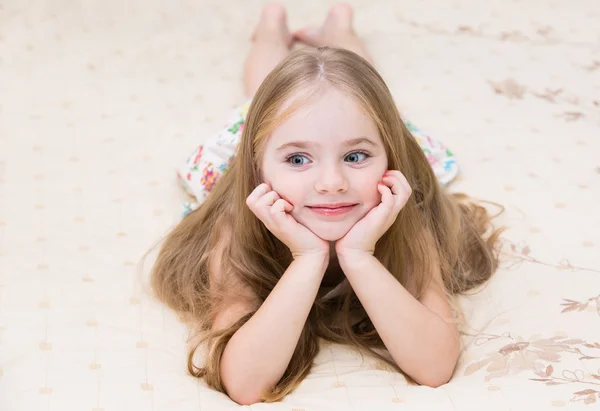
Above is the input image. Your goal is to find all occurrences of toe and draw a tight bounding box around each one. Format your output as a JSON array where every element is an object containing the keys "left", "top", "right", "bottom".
[
  {"left": 259, "top": 2, "right": 287, "bottom": 28},
  {"left": 292, "top": 28, "right": 324, "bottom": 46},
  {"left": 326, "top": 3, "right": 354, "bottom": 30},
  {"left": 252, "top": 2, "right": 292, "bottom": 45}
]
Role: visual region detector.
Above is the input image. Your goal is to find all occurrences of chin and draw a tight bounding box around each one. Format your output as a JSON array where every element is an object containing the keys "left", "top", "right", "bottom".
[{"left": 305, "top": 221, "right": 353, "bottom": 242}]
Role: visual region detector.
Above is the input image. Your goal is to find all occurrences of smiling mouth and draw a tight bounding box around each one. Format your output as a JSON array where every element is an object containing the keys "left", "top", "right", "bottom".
[{"left": 306, "top": 203, "right": 358, "bottom": 216}]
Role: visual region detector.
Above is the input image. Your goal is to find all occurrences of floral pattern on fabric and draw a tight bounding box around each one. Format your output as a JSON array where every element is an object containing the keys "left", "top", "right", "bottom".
[{"left": 177, "top": 99, "right": 458, "bottom": 216}]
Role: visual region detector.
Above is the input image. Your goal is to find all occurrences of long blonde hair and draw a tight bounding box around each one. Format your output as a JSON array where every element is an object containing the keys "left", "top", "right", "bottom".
[{"left": 149, "top": 47, "right": 503, "bottom": 402}]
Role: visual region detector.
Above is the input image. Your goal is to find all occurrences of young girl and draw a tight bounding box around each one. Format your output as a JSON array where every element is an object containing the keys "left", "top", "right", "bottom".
[{"left": 150, "top": 3, "right": 502, "bottom": 406}]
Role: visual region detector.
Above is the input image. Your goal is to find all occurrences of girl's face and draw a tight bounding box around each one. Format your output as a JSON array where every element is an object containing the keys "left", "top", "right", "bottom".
[{"left": 260, "top": 87, "right": 388, "bottom": 241}]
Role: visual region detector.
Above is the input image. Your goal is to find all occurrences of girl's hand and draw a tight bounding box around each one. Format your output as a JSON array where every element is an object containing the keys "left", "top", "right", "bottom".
[
  {"left": 335, "top": 170, "right": 412, "bottom": 258},
  {"left": 246, "top": 183, "right": 330, "bottom": 259}
]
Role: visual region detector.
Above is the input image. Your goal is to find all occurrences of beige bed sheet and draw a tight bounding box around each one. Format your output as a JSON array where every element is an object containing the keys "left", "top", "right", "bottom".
[{"left": 1, "top": 0, "right": 599, "bottom": 410}]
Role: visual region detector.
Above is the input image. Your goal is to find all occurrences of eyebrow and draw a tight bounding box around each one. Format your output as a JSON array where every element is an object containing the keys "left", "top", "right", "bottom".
[{"left": 276, "top": 137, "right": 378, "bottom": 151}]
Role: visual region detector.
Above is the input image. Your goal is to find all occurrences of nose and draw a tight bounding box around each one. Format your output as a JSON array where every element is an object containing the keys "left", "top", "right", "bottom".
[{"left": 315, "top": 163, "right": 348, "bottom": 193}]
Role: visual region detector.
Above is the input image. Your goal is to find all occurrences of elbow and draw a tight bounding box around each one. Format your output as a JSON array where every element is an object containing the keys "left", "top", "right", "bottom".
[
  {"left": 223, "top": 376, "right": 266, "bottom": 405},
  {"left": 222, "top": 371, "right": 269, "bottom": 406},
  {"left": 228, "top": 390, "right": 262, "bottom": 406},
  {"left": 413, "top": 362, "right": 456, "bottom": 388},
  {"left": 418, "top": 370, "right": 453, "bottom": 388},
  {"left": 414, "top": 340, "right": 460, "bottom": 388},
  {"left": 220, "top": 351, "right": 274, "bottom": 405}
]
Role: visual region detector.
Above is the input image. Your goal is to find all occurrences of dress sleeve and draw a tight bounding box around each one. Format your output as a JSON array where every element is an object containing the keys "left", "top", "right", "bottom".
[
  {"left": 177, "top": 100, "right": 252, "bottom": 215},
  {"left": 404, "top": 120, "right": 459, "bottom": 186}
]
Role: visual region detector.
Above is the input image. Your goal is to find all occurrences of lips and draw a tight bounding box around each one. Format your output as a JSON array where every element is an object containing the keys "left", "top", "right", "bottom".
[{"left": 306, "top": 203, "right": 358, "bottom": 216}]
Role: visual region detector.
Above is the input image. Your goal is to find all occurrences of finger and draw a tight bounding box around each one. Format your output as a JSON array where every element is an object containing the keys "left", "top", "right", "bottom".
[
  {"left": 255, "top": 190, "right": 281, "bottom": 209},
  {"left": 377, "top": 182, "right": 395, "bottom": 209},
  {"left": 392, "top": 171, "right": 412, "bottom": 195},
  {"left": 246, "top": 183, "right": 270, "bottom": 207},
  {"left": 382, "top": 175, "right": 410, "bottom": 213},
  {"left": 281, "top": 200, "right": 294, "bottom": 213},
  {"left": 269, "top": 198, "right": 285, "bottom": 214},
  {"left": 269, "top": 199, "right": 293, "bottom": 216},
  {"left": 269, "top": 199, "right": 297, "bottom": 235},
  {"left": 398, "top": 173, "right": 412, "bottom": 196},
  {"left": 383, "top": 172, "right": 411, "bottom": 197},
  {"left": 270, "top": 199, "right": 292, "bottom": 221},
  {"left": 381, "top": 174, "right": 401, "bottom": 196}
]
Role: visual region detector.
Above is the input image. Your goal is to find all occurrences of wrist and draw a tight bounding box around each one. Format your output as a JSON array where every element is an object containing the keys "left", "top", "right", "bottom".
[
  {"left": 336, "top": 249, "right": 375, "bottom": 269},
  {"left": 292, "top": 251, "right": 330, "bottom": 272}
]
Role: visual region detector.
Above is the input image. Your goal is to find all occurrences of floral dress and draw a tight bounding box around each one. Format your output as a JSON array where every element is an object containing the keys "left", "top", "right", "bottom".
[{"left": 177, "top": 100, "right": 458, "bottom": 216}]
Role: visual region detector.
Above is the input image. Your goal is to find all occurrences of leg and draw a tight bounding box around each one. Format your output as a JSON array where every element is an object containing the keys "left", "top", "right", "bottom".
[
  {"left": 292, "top": 3, "right": 374, "bottom": 66},
  {"left": 244, "top": 3, "right": 293, "bottom": 98}
]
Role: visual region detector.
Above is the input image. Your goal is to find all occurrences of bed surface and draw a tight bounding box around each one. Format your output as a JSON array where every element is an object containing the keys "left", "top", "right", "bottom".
[{"left": 1, "top": 0, "right": 599, "bottom": 409}]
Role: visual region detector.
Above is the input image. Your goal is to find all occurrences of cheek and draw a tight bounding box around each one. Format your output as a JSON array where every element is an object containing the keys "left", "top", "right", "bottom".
[
  {"left": 269, "top": 175, "right": 303, "bottom": 206},
  {"left": 260, "top": 157, "right": 281, "bottom": 187},
  {"left": 263, "top": 165, "right": 283, "bottom": 188},
  {"left": 356, "top": 172, "right": 383, "bottom": 201}
]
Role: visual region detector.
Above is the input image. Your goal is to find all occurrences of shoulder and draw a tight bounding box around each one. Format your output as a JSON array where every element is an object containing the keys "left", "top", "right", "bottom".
[
  {"left": 406, "top": 226, "right": 456, "bottom": 327},
  {"left": 209, "top": 218, "right": 259, "bottom": 331}
]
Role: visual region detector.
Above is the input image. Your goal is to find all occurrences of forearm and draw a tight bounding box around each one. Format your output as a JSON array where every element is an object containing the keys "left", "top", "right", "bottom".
[
  {"left": 339, "top": 254, "right": 459, "bottom": 387},
  {"left": 220, "top": 253, "right": 328, "bottom": 404}
]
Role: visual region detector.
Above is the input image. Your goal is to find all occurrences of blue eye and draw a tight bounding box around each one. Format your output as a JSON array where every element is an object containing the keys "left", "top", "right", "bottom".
[
  {"left": 287, "top": 154, "right": 310, "bottom": 166},
  {"left": 345, "top": 151, "right": 369, "bottom": 163}
]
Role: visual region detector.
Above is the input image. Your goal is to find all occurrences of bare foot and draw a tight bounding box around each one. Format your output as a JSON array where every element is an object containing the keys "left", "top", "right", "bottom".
[
  {"left": 292, "top": 3, "right": 373, "bottom": 64},
  {"left": 244, "top": 3, "right": 293, "bottom": 97},
  {"left": 251, "top": 2, "right": 293, "bottom": 47}
]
